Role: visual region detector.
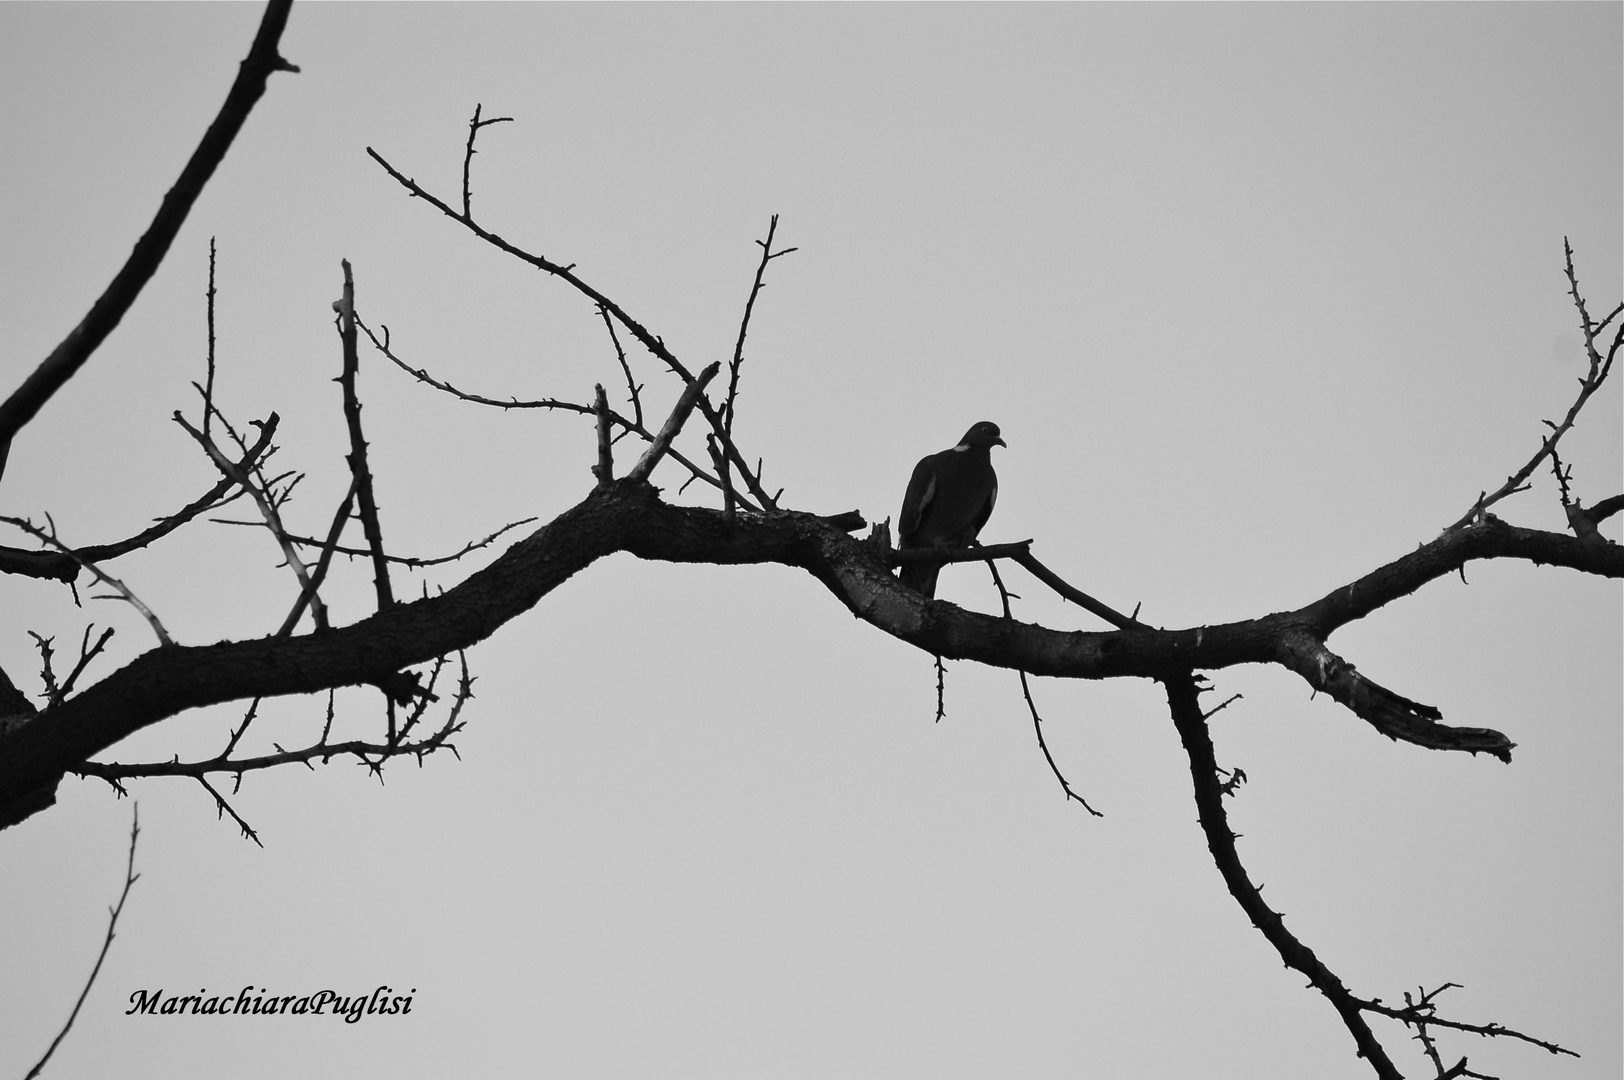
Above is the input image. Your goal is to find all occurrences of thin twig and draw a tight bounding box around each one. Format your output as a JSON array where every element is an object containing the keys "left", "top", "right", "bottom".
[
  {"left": 724, "top": 214, "right": 797, "bottom": 440},
  {"left": 58, "top": 626, "right": 116, "bottom": 702},
  {"left": 3, "top": 517, "right": 173, "bottom": 646},
  {"left": 277, "top": 478, "right": 357, "bottom": 636},
  {"left": 461, "top": 103, "right": 513, "bottom": 220},
  {"left": 598, "top": 303, "right": 644, "bottom": 430},
  {"left": 174, "top": 411, "right": 321, "bottom": 625},
  {"left": 224, "top": 515, "right": 538, "bottom": 570},
  {"left": 355, "top": 315, "right": 750, "bottom": 507},
  {"left": 23, "top": 804, "right": 141, "bottom": 1080},
  {"left": 986, "top": 556, "right": 1101, "bottom": 815},
  {"left": 0, "top": 416, "right": 275, "bottom": 583},
  {"left": 1445, "top": 240, "right": 1620, "bottom": 531},
  {"left": 197, "top": 775, "right": 261, "bottom": 846},
  {"left": 203, "top": 237, "right": 218, "bottom": 438},
  {"left": 365, "top": 146, "right": 780, "bottom": 509}
]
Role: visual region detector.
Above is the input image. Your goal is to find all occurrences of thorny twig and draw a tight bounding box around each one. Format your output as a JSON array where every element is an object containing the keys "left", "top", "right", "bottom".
[
  {"left": 226, "top": 515, "right": 538, "bottom": 571},
  {"left": 724, "top": 214, "right": 797, "bottom": 441},
  {"left": 598, "top": 303, "right": 643, "bottom": 431},
  {"left": 1447, "top": 241, "right": 1622, "bottom": 531},
  {"left": 1358, "top": 982, "right": 1579, "bottom": 1065},
  {"left": 76, "top": 656, "right": 471, "bottom": 805},
  {"left": 2, "top": 516, "right": 173, "bottom": 647},
  {"left": 462, "top": 103, "right": 513, "bottom": 219},
  {"left": 198, "top": 774, "right": 260, "bottom": 846},
  {"left": 30, "top": 625, "right": 116, "bottom": 708},
  {"left": 335, "top": 261, "right": 393, "bottom": 610}
]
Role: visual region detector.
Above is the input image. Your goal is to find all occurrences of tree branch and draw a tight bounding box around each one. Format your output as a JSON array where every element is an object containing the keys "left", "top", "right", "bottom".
[
  {"left": 335, "top": 261, "right": 393, "bottom": 610},
  {"left": 22, "top": 804, "right": 141, "bottom": 1080},
  {"left": 3, "top": 482, "right": 1615, "bottom": 830},
  {"left": 0, "top": 0, "right": 297, "bottom": 482}
]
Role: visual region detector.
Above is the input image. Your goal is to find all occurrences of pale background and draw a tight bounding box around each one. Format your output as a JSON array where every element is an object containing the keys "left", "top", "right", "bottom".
[{"left": 0, "top": 4, "right": 1618, "bottom": 1078}]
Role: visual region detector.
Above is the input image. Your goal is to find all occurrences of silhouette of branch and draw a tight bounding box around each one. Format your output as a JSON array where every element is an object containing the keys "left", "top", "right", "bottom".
[
  {"left": 0, "top": 417, "right": 276, "bottom": 582},
  {"left": 1447, "top": 241, "right": 1620, "bottom": 531},
  {"left": 1, "top": 517, "right": 173, "bottom": 647},
  {"left": 1164, "top": 671, "right": 1404, "bottom": 1079},
  {"left": 0, "top": 0, "right": 298, "bottom": 482},
  {"left": 461, "top": 103, "right": 513, "bottom": 219},
  {"left": 355, "top": 314, "right": 747, "bottom": 507},
  {"left": 22, "top": 804, "right": 141, "bottom": 1080},
  {"left": 365, "top": 142, "right": 780, "bottom": 510},
  {"left": 334, "top": 261, "right": 393, "bottom": 610},
  {"left": 724, "top": 214, "right": 797, "bottom": 441},
  {"left": 985, "top": 556, "right": 1101, "bottom": 815},
  {"left": 175, "top": 411, "right": 324, "bottom": 629}
]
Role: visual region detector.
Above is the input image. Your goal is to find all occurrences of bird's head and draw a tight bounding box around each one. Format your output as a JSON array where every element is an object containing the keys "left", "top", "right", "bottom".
[{"left": 957, "top": 421, "right": 1006, "bottom": 450}]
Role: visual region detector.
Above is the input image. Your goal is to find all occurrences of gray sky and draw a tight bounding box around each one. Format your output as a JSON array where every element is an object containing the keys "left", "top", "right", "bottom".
[{"left": 0, "top": 4, "right": 1619, "bottom": 1078}]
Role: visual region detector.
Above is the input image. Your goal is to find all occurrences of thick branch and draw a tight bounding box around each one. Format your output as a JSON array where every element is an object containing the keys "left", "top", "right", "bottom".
[
  {"left": 0, "top": 0, "right": 297, "bottom": 481},
  {"left": 2, "top": 482, "right": 1616, "bottom": 829}
]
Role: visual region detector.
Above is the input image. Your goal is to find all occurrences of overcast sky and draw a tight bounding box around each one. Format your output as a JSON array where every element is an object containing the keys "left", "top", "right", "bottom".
[{"left": 0, "top": 4, "right": 1619, "bottom": 1079}]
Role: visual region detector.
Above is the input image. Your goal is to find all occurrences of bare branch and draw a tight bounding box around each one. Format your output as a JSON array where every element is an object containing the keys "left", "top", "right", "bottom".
[
  {"left": 174, "top": 411, "right": 323, "bottom": 626},
  {"left": 0, "top": 0, "right": 298, "bottom": 483},
  {"left": 461, "top": 103, "right": 513, "bottom": 220},
  {"left": 203, "top": 237, "right": 218, "bottom": 438},
  {"left": 598, "top": 303, "right": 644, "bottom": 430},
  {"left": 234, "top": 515, "right": 537, "bottom": 570},
  {"left": 1445, "top": 241, "right": 1618, "bottom": 531},
  {"left": 0, "top": 416, "right": 276, "bottom": 582},
  {"left": 626, "top": 362, "right": 721, "bottom": 484},
  {"left": 365, "top": 146, "right": 781, "bottom": 509},
  {"left": 356, "top": 314, "right": 749, "bottom": 507},
  {"left": 1164, "top": 672, "right": 1404, "bottom": 1079},
  {"left": 592, "top": 384, "right": 613, "bottom": 489},
  {"left": 2, "top": 517, "right": 173, "bottom": 647},
  {"left": 278, "top": 479, "right": 357, "bottom": 637},
  {"left": 985, "top": 555, "right": 1102, "bottom": 814},
  {"left": 23, "top": 804, "right": 141, "bottom": 1080},
  {"left": 334, "top": 261, "right": 393, "bottom": 610},
  {"left": 198, "top": 775, "right": 261, "bottom": 846},
  {"left": 724, "top": 214, "right": 797, "bottom": 441}
]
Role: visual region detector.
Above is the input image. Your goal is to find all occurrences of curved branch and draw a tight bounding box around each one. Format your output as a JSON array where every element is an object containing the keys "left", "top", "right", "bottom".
[
  {"left": 0, "top": 0, "right": 298, "bottom": 482},
  {"left": 2, "top": 481, "right": 1616, "bottom": 830}
]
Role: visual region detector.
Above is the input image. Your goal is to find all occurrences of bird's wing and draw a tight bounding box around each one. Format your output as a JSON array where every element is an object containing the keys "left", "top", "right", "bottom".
[
  {"left": 898, "top": 455, "right": 939, "bottom": 545},
  {"left": 970, "top": 473, "right": 997, "bottom": 537}
]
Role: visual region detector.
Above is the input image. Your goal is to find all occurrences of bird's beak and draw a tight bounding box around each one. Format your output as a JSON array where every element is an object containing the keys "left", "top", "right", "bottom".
[{"left": 995, "top": 437, "right": 1008, "bottom": 447}]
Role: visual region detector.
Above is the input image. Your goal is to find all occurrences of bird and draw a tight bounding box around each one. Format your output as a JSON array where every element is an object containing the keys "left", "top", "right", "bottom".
[{"left": 897, "top": 421, "right": 1005, "bottom": 598}]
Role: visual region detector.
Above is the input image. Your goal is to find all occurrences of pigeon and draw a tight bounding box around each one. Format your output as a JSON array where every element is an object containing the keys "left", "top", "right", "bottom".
[{"left": 897, "top": 421, "right": 1005, "bottom": 598}]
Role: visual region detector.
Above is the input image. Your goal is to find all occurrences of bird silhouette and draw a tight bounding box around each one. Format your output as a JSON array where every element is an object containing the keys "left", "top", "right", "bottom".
[{"left": 897, "top": 421, "right": 1005, "bottom": 598}]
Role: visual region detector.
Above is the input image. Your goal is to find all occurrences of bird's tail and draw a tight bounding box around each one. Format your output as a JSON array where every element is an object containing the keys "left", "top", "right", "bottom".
[{"left": 898, "top": 561, "right": 939, "bottom": 599}]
